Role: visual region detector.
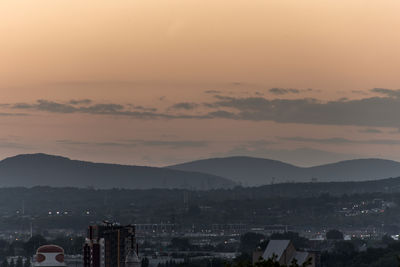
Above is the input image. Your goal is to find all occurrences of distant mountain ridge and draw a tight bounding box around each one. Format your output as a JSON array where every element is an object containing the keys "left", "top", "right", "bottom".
[
  {"left": 2, "top": 154, "right": 400, "bottom": 189},
  {"left": 0, "top": 153, "right": 235, "bottom": 189},
  {"left": 168, "top": 156, "right": 400, "bottom": 186}
]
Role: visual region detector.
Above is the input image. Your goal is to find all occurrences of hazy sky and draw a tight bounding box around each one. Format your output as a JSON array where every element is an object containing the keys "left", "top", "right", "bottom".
[{"left": 1, "top": 0, "right": 400, "bottom": 166}]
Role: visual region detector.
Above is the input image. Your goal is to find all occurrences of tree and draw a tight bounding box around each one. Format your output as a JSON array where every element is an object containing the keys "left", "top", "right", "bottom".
[
  {"left": 333, "top": 241, "right": 356, "bottom": 256},
  {"left": 141, "top": 257, "right": 149, "bottom": 267},
  {"left": 15, "top": 258, "right": 22, "bottom": 267},
  {"left": 23, "top": 258, "right": 30, "bottom": 267},
  {"left": 381, "top": 234, "right": 395, "bottom": 245},
  {"left": 239, "top": 232, "right": 266, "bottom": 255},
  {"left": 0, "top": 240, "right": 9, "bottom": 257},
  {"left": 252, "top": 254, "right": 312, "bottom": 267},
  {"left": 326, "top": 229, "right": 344, "bottom": 240},
  {"left": 232, "top": 253, "right": 252, "bottom": 267},
  {"left": 72, "top": 236, "right": 85, "bottom": 254},
  {"left": 23, "top": 235, "right": 47, "bottom": 257},
  {"left": 0, "top": 259, "right": 9, "bottom": 267}
]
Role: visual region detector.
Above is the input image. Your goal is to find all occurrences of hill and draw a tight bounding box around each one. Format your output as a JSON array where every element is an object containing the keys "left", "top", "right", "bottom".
[
  {"left": 1, "top": 177, "right": 400, "bottom": 230},
  {"left": 0, "top": 153, "right": 235, "bottom": 189},
  {"left": 168, "top": 156, "right": 400, "bottom": 185}
]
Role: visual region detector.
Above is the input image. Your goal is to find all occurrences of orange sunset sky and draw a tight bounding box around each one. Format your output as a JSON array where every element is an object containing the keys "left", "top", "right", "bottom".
[{"left": 1, "top": 0, "right": 400, "bottom": 166}]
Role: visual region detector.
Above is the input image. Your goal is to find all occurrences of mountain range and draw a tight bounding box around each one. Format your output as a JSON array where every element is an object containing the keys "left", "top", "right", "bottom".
[
  {"left": 0, "top": 153, "right": 234, "bottom": 189},
  {"left": 0, "top": 153, "right": 400, "bottom": 189},
  {"left": 168, "top": 156, "right": 400, "bottom": 186}
]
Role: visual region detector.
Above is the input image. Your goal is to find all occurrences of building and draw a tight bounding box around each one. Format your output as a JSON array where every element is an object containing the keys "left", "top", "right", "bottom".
[
  {"left": 125, "top": 248, "right": 140, "bottom": 267},
  {"left": 83, "top": 222, "right": 139, "bottom": 267},
  {"left": 34, "top": 245, "right": 67, "bottom": 267},
  {"left": 211, "top": 223, "right": 248, "bottom": 233},
  {"left": 263, "top": 225, "right": 292, "bottom": 235},
  {"left": 135, "top": 223, "right": 177, "bottom": 233},
  {"left": 253, "top": 240, "right": 316, "bottom": 267}
]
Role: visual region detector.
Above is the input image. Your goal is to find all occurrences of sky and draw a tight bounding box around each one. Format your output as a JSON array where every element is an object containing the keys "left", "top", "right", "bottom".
[{"left": 1, "top": 0, "right": 400, "bottom": 166}]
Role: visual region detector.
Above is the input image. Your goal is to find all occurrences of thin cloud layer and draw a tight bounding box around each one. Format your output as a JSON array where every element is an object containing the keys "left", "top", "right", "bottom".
[
  {"left": 69, "top": 99, "right": 92, "bottom": 105},
  {"left": 5, "top": 88, "right": 400, "bottom": 128},
  {"left": 371, "top": 88, "right": 400, "bottom": 98},
  {"left": 281, "top": 136, "right": 400, "bottom": 145},
  {"left": 0, "top": 112, "right": 27, "bottom": 116},
  {"left": 57, "top": 139, "right": 207, "bottom": 149},
  {"left": 269, "top": 88, "right": 300, "bottom": 95},
  {"left": 169, "top": 102, "right": 198, "bottom": 110},
  {"left": 11, "top": 100, "right": 180, "bottom": 119},
  {"left": 359, "top": 128, "right": 383, "bottom": 134},
  {"left": 202, "top": 91, "right": 400, "bottom": 127}
]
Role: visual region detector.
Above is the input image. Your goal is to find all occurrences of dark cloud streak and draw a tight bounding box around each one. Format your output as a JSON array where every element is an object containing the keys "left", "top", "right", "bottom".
[
  {"left": 203, "top": 94, "right": 400, "bottom": 127},
  {"left": 8, "top": 88, "right": 400, "bottom": 128},
  {"left": 269, "top": 88, "right": 300, "bottom": 95},
  {"left": 169, "top": 102, "right": 198, "bottom": 110}
]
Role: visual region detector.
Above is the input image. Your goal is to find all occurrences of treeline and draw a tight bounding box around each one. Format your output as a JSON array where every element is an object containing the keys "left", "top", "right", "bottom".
[
  {"left": 321, "top": 239, "right": 400, "bottom": 267},
  {"left": 0, "top": 187, "right": 400, "bottom": 230}
]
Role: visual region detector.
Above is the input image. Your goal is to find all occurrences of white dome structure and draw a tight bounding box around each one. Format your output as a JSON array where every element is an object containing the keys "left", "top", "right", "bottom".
[{"left": 34, "top": 245, "right": 67, "bottom": 267}]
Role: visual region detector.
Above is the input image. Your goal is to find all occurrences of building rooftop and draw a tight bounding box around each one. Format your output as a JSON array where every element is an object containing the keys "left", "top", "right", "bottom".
[{"left": 262, "top": 240, "right": 291, "bottom": 261}]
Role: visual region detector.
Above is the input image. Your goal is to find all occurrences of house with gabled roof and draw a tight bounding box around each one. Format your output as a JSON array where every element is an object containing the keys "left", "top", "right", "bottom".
[{"left": 253, "top": 240, "right": 316, "bottom": 267}]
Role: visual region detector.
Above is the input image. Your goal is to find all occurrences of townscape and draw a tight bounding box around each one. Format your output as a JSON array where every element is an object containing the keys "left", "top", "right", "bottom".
[
  {"left": 3, "top": 0, "right": 400, "bottom": 266},
  {"left": 0, "top": 155, "right": 399, "bottom": 266}
]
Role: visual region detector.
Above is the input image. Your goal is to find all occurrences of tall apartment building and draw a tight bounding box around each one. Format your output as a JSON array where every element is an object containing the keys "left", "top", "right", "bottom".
[{"left": 83, "top": 222, "right": 140, "bottom": 267}]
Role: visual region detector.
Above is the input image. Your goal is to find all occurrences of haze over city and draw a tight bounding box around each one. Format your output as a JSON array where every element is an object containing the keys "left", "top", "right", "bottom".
[{"left": 2, "top": 0, "right": 400, "bottom": 166}]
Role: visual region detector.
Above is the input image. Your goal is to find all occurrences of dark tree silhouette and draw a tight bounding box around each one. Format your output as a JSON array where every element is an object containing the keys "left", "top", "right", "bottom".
[{"left": 326, "top": 229, "right": 344, "bottom": 240}]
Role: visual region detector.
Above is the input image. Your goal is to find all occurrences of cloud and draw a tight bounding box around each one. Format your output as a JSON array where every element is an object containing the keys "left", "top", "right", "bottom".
[
  {"left": 0, "top": 137, "right": 33, "bottom": 149},
  {"left": 169, "top": 102, "right": 198, "bottom": 110},
  {"left": 232, "top": 82, "right": 242, "bottom": 86},
  {"left": 57, "top": 139, "right": 207, "bottom": 149},
  {"left": 69, "top": 99, "right": 92, "bottom": 105},
  {"left": 359, "top": 128, "right": 383, "bottom": 134},
  {"left": 352, "top": 90, "right": 369, "bottom": 95},
  {"left": 371, "top": 88, "right": 400, "bottom": 98},
  {"left": 9, "top": 90, "right": 400, "bottom": 128},
  {"left": 127, "top": 104, "right": 157, "bottom": 112},
  {"left": 205, "top": 110, "right": 237, "bottom": 119},
  {"left": 0, "top": 112, "right": 27, "bottom": 116},
  {"left": 269, "top": 88, "right": 300, "bottom": 95},
  {"left": 281, "top": 137, "right": 356, "bottom": 144},
  {"left": 281, "top": 136, "right": 400, "bottom": 145},
  {"left": 204, "top": 90, "right": 222, "bottom": 94},
  {"left": 57, "top": 140, "right": 138, "bottom": 147},
  {"left": 0, "top": 142, "right": 32, "bottom": 149},
  {"left": 133, "top": 140, "right": 208, "bottom": 148},
  {"left": 11, "top": 100, "right": 174, "bottom": 119},
  {"left": 56, "top": 140, "right": 92, "bottom": 145},
  {"left": 202, "top": 94, "right": 400, "bottom": 127},
  {"left": 246, "top": 140, "right": 277, "bottom": 147},
  {"left": 47, "top": 80, "right": 140, "bottom": 88}
]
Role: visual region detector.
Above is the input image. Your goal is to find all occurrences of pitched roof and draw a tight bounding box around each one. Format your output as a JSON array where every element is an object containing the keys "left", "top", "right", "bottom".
[
  {"left": 262, "top": 240, "right": 291, "bottom": 261},
  {"left": 291, "top": 251, "right": 310, "bottom": 265}
]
